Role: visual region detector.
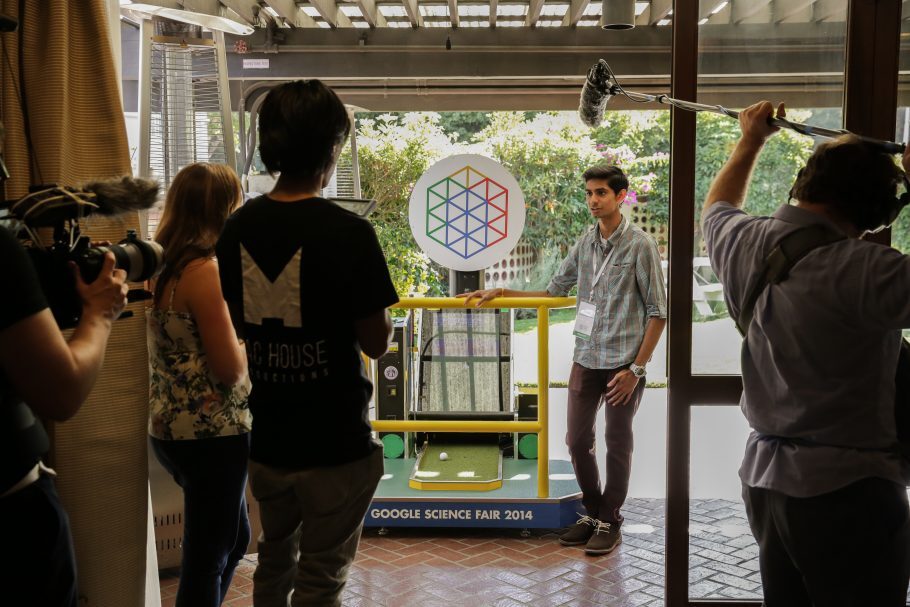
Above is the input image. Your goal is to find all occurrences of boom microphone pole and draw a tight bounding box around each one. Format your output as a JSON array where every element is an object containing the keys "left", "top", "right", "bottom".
[{"left": 579, "top": 59, "right": 906, "bottom": 155}]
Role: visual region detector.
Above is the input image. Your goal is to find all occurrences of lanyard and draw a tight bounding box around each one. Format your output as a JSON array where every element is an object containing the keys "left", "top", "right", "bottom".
[{"left": 589, "top": 220, "right": 628, "bottom": 300}]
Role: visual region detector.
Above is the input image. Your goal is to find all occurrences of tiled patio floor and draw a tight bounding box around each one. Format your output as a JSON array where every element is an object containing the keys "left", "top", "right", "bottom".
[{"left": 160, "top": 498, "right": 767, "bottom": 606}]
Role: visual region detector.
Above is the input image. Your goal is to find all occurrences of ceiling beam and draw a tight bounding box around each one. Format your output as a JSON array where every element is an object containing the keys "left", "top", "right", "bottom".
[
  {"left": 489, "top": 0, "right": 498, "bottom": 27},
  {"left": 448, "top": 0, "right": 460, "bottom": 27},
  {"left": 526, "top": 0, "right": 544, "bottom": 26},
  {"left": 182, "top": 0, "right": 219, "bottom": 13},
  {"left": 132, "top": 0, "right": 181, "bottom": 8},
  {"left": 357, "top": 0, "right": 388, "bottom": 27},
  {"left": 562, "top": 0, "right": 591, "bottom": 26},
  {"left": 773, "top": 0, "right": 816, "bottom": 23},
  {"left": 310, "top": 0, "right": 353, "bottom": 28},
  {"left": 731, "top": 0, "right": 771, "bottom": 23},
  {"left": 699, "top": 0, "right": 731, "bottom": 21},
  {"left": 217, "top": 0, "right": 258, "bottom": 23},
  {"left": 813, "top": 0, "right": 846, "bottom": 21},
  {"left": 402, "top": 0, "right": 424, "bottom": 27},
  {"left": 177, "top": 0, "right": 253, "bottom": 29},
  {"left": 263, "top": 0, "right": 317, "bottom": 27},
  {"left": 648, "top": 0, "right": 672, "bottom": 24}
]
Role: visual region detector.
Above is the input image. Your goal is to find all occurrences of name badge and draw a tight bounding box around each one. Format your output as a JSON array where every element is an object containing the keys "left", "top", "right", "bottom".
[{"left": 573, "top": 301, "right": 597, "bottom": 340}]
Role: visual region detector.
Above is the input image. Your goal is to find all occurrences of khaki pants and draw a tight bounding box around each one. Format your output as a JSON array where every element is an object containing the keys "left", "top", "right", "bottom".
[{"left": 249, "top": 447, "right": 384, "bottom": 607}]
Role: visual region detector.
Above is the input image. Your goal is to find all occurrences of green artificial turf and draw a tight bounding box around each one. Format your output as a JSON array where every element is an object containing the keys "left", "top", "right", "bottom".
[{"left": 413, "top": 443, "right": 502, "bottom": 483}]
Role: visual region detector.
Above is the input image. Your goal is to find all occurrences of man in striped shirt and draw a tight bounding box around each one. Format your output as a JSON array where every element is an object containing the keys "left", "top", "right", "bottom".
[{"left": 463, "top": 165, "right": 667, "bottom": 555}]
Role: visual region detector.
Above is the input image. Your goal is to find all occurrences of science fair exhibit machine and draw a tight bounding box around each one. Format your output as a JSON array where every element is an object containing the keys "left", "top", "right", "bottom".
[{"left": 367, "top": 154, "right": 582, "bottom": 531}]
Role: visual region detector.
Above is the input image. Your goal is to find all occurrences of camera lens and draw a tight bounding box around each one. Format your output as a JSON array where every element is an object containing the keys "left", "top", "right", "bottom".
[
  {"left": 78, "top": 231, "right": 164, "bottom": 283},
  {"left": 107, "top": 232, "right": 164, "bottom": 282}
]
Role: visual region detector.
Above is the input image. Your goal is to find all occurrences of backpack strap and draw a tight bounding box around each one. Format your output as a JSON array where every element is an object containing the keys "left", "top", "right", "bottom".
[{"left": 736, "top": 223, "right": 846, "bottom": 336}]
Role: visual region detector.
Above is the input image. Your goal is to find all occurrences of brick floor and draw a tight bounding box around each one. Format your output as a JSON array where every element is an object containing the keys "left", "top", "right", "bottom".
[{"left": 158, "top": 498, "right": 777, "bottom": 606}]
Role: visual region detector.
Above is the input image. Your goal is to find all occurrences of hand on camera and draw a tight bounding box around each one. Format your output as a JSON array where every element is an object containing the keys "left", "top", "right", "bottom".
[
  {"left": 72, "top": 252, "right": 128, "bottom": 321},
  {"left": 739, "top": 100, "right": 785, "bottom": 144},
  {"left": 458, "top": 288, "right": 503, "bottom": 308}
]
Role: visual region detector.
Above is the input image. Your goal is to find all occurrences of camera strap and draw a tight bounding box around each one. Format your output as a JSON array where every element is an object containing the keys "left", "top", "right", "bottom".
[{"left": 735, "top": 223, "right": 845, "bottom": 337}]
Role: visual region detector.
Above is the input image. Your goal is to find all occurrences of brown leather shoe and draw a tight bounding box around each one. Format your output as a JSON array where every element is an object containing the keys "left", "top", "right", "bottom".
[
  {"left": 558, "top": 514, "right": 597, "bottom": 546},
  {"left": 584, "top": 520, "right": 621, "bottom": 556}
]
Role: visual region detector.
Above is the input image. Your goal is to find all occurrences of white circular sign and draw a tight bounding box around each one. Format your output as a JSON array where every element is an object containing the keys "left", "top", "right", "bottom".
[
  {"left": 408, "top": 154, "right": 526, "bottom": 271},
  {"left": 383, "top": 366, "right": 399, "bottom": 380}
]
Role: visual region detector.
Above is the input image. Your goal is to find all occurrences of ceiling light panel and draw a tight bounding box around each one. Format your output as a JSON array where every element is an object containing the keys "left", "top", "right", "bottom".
[
  {"left": 497, "top": 4, "right": 527, "bottom": 16},
  {"left": 420, "top": 4, "right": 450, "bottom": 16},
  {"left": 582, "top": 3, "right": 602, "bottom": 15},
  {"left": 458, "top": 4, "right": 490, "bottom": 16},
  {"left": 378, "top": 5, "right": 408, "bottom": 16},
  {"left": 539, "top": 3, "right": 568, "bottom": 16},
  {"left": 340, "top": 5, "right": 363, "bottom": 17}
]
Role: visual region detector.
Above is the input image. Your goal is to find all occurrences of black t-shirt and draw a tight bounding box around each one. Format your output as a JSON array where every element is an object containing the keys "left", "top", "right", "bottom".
[
  {"left": 216, "top": 196, "right": 399, "bottom": 469},
  {"left": 0, "top": 225, "right": 50, "bottom": 492},
  {"left": 0, "top": 225, "right": 48, "bottom": 332}
]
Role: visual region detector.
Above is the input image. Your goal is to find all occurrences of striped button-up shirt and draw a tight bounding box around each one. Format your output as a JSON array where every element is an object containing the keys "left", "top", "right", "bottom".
[{"left": 547, "top": 216, "right": 668, "bottom": 370}]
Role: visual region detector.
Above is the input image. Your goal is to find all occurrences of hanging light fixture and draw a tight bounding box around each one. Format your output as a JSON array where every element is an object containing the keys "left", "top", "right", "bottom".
[{"left": 601, "top": 0, "right": 635, "bottom": 30}]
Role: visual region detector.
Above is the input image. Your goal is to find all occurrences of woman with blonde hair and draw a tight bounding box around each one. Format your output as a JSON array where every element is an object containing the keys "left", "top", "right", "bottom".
[{"left": 147, "top": 163, "right": 252, "bottom": 607}]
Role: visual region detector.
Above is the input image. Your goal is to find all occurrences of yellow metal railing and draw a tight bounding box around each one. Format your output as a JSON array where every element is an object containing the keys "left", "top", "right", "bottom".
[{"left": 371, "top": 296, "right": 576, "bottom": 498}]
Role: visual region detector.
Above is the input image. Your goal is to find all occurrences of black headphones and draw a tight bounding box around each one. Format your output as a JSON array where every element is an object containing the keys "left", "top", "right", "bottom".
[{"left": 854, "top": 172, "right": 909, "bottom": 233}]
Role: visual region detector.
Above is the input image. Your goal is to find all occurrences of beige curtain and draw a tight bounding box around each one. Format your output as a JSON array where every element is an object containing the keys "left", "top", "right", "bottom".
[{"left": 2, "top": 1, "right": 151, "bottom": 605}]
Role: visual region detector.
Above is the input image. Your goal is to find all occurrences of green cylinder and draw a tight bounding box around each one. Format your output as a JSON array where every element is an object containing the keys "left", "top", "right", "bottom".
[
  {"left": 518, "top": 434, "right": 538, "bottom": 460},
  {"left": 381, "top": 433, "right": 405, "bottom": 459}
]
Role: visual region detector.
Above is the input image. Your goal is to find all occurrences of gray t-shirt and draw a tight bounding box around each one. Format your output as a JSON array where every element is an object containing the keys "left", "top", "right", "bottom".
[{"left": 702, "top": 202, "right": 909, "bottom": 496}]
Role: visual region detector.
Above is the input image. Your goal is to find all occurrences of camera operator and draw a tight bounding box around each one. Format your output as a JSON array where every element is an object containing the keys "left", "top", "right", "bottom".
[
  {"left": 0, "top": 224, "right": 127, "bottom": 606},
  {"left": 702, "top": 100, "right": 910, "bottom": 605}
]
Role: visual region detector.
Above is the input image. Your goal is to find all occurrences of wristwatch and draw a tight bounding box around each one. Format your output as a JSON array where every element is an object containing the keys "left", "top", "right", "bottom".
[{"left": 629, "top": 363, "right": 646, "bottom": 378}]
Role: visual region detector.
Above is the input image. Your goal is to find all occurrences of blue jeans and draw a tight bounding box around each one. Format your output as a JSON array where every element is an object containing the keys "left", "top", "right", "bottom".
[
  {"left": 0, "top": 473, "right": 77, "bottom": 607},
  {"left": 152, "top": 433, "right": 251, "bottom": 607}
]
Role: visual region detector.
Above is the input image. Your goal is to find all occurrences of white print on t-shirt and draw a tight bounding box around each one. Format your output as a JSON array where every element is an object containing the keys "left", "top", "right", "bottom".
[
  {"left": 241, "top": 245, "right": 302, "bottom": 328},
  {"left": 240, "top": 244, "right": 329, "bottom": 384}
]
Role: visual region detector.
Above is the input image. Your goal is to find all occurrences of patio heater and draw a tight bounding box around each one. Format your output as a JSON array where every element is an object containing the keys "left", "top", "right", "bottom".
[
  {"left": 125, "top": 6, "right": 255, "bottom": 568},
  {"left": 134, "top": 11, "right": 239, "bottom": 235}
]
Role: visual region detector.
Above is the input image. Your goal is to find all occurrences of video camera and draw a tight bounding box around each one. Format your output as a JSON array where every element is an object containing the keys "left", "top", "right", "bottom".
[{"left": 1, "top": 177, "right": 165, "bottom": 329}]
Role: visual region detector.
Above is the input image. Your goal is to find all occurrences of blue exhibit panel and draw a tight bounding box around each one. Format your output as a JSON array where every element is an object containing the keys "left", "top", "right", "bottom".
[{"left": 365, "top": 498, "right": 582, "bottom": 528}]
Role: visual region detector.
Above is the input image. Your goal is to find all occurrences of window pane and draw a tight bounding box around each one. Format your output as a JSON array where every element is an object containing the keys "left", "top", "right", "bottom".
[
  {"left": 893, "top": 7, "right": 910, "bottom": 254},
  {"left": 692, "top": 0, "right": 848, "bottom": 375},
  {"left": 689, "top": 406, "right": 761, "bottom": 600}
]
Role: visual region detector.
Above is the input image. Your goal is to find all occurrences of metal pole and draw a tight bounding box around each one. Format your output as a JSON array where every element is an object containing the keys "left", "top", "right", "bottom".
[{"left": 614, "top": 87, "right": 905, "bottom": 153}]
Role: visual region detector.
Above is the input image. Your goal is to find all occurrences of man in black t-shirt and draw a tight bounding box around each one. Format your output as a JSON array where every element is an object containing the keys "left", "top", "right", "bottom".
[
  {"left": 216, "top": 80, "right": 397, "bottom": 607},
  {"left": 0, "top": 225, "right": 127, "bottom": 606}
]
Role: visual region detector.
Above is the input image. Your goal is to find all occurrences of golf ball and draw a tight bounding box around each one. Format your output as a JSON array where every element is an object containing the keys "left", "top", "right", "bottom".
[{"left": 439, "top": 452, "right": 449, "bottom": 461}]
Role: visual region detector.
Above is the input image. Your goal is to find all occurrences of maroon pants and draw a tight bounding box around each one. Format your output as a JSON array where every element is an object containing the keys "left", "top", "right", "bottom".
[{"left": 566, "top": 362, "right": 645, "bottom": 524}]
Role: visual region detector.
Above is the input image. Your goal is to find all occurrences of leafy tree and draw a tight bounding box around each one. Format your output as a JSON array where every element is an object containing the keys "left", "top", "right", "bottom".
[
  {"left": 475, "top": 112, "right": 602, "bottom": 255},
  {"left": 355, "top": 113, "right": 458, "bottom": 298},
  {"left": 437, "top": 112, "right": 491, "bottom": 143}
]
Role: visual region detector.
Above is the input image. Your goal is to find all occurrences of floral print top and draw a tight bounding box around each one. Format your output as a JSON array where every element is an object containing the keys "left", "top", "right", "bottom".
[{"left": 147, "top": 282, "right": 252, "bottom": 440}]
